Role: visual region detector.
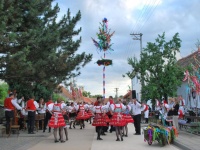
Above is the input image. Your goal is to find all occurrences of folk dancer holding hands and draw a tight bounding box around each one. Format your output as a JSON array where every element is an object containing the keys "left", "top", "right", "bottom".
[
  {"left": 92, "top": 97, "right": 108, "bottom": 140},
  {"left": 109, "top": 99, "right": 126, "bottom": 141},
  {"left": 48, "top": 98, "right": 66, "bottom": 143},
  {"left": 122, "top": 99, "right": 134, "bottom": 137}
]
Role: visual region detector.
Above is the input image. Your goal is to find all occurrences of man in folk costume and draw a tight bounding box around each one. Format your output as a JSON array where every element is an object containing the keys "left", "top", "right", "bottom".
[
  {"left": 26, "top": 95, "right": 39, "bottom": 134},
  {"left": 92, "top": 97, "right": 108, "bottom": 140},
  {"left": 129, "top": 98, "right": 142, "bottom": 135},
  {"left": 141, "top": 102, "right": 149, "bottom": 123},
  {"left": 43, "top": 97, "right": 53, "bottom": 133},
  {"left": 110, "top": 99, "right": 126, "bottom": 141},
  {"left": 4, "top": 93, "right": 22, "bottom": 134},
  {"left": 48, "top": 98, "right": 66, "bottom": 143}
]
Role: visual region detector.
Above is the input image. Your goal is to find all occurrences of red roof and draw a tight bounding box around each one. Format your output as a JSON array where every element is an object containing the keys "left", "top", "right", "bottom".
[
  {"left": 123, "top": 90, "right": 132, "bottom": 99},
  {"left": 177, "top": 50, "right": 199, "bottom": 67}
]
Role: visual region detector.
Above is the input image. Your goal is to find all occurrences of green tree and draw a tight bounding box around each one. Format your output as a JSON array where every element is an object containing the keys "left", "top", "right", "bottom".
[
  {"left": 126, "top": 33, "right": 184, "bottom": 104},
  {"left": 82, "top": 91, "right": 91, "bottom": 97},
  {"left": 0, "top": 82, "right": 9, "bottom": 104},
  {"left": 0, "top": 0, "right": 92, "bottom": 100}
]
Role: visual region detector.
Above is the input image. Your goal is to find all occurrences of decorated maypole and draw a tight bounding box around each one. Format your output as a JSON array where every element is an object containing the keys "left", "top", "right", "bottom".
[{"left": 92, "top": 18, "right": 115, "bottom": 98}]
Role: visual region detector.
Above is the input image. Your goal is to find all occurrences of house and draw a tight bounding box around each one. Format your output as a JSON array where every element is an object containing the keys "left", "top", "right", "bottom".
[
  {"left": 177, "top": 50, "right": 200, "bottom": 109},
  {"left": 123, "top": 90, "right": 132, "bottom": 100},
  {"left": 57, "top": 85, "right": 96, "bottom": 104}
]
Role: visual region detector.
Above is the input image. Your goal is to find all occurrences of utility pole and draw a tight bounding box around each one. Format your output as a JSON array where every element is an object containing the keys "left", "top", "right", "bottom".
[
  {"left": 130, "top": 33, "right": 143, "bottom": 53},
  {"left": 130, "top": 33, "right": 143, "bottom": 101},
  {"left": 114, "top": 88, "right": 119, "bottom": 100}
]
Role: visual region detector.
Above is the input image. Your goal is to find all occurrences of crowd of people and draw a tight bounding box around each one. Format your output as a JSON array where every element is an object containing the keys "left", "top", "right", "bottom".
[
  {"left": 154, "top": 95, "right": 186, "bottom": 131},
  {"left": 5, "top": 92, "right": 185, "bottom": 143}
]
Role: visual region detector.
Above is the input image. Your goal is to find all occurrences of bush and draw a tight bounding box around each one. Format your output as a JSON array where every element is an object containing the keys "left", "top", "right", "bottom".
[{"left": 0, "top": 82, "right": 9, "bottom": 104}]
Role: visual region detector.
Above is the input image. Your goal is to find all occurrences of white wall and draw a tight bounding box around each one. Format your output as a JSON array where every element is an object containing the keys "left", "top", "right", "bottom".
[{"left": 132, "top": 77, "right": 141, "bottom": 102}]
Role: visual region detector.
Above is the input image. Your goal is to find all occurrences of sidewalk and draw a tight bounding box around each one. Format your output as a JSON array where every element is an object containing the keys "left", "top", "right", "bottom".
[
  {"left": 28, "top": 123, "right": 178, "bottom": 150},
  {"left": 1, "top": 122, "right": 199, "bottom": 150},
  {"left": 173, "top": 130, "right": 200, "bottom": 150}
]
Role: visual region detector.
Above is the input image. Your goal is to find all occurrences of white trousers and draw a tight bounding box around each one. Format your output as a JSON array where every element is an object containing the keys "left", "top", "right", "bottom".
[{"left": 172, "top": 115, "right": 179, "bottom": 131}]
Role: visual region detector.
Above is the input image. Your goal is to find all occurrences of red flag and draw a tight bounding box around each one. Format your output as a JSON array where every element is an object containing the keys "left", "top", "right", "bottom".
[
  {"left": 70, "top": 84, "right": 76, "bottom": 99},
  {"left": 79, "top": 88, "right": 83, "bottom": 98}
]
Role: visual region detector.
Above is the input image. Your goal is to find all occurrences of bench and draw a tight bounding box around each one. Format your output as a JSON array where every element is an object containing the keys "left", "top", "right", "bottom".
[
  {"left": 179, "top": 122, "right": 198, "bottom": 129},
  {"left": 179, "top": 121, "right": 200, "bottom": 134}
]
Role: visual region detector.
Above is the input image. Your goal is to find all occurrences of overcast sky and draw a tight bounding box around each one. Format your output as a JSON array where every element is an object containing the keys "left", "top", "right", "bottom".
[{"left": 55, "top": 0, "right": 200, "bottom": 98}]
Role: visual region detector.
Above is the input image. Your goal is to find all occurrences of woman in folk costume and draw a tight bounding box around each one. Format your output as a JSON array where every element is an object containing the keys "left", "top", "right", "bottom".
[
  {"left": 160, "top": 100, "right": 169, "bottom": 126},
  {"left": 122, "top": 99, "right": 134, "bottom": 137},
  {"left": 85, "top": 102, "right": 94, "bottom": 124},
  {"left": 68, "top": 102, "right": 77, "bottom": 129},
  {"left": 75, "top": 101, "right": 90, "bottom": 129},
  {"left": 110, "top": 99, "right": 126, "bottom": 141},
  {"left": 60, "top": 100, "right": 68, "bottom": 141},
  {"left": 48, "top": 98, "right": 66, "bottom": 143},
  {"left": 92, "top": 97, "right": 108, "bottom": 140},
  {"left": 141, "top": 102, "right": 149, "bottom": 123}
]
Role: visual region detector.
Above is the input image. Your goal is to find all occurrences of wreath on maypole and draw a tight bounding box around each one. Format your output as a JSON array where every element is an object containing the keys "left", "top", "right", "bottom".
[{"left": 96, "top": 59, "right": 112, "bottom": 66}]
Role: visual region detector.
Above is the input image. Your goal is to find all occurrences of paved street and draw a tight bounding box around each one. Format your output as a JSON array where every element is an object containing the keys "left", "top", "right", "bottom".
[{"left": 26, "top": 122, "right": 179, "bottom": 150}]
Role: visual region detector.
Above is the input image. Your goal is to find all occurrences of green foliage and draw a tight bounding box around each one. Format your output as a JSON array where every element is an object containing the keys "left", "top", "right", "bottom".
[
  {"left": 52, "top": 93, "right": 66, "bottom": 102},
  {"left": 0, "top": 1, "right": 92, "bottom": 99},
  {"left": 82, "top": 91, "right": 91, "bottom": 97},
  {"left": 127, "top": 32, "right": 184, "bottom": 102},
  {"left": 90, "top": 94, "right": 102, "bottom": 98},
  {"left": 0, "top": 82, "right": 9, "bottom": 104}
]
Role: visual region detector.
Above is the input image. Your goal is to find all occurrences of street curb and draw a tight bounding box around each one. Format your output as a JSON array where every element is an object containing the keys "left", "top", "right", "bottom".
[{"left": 173, "top": 141, "right": 192, "bottom": 150}]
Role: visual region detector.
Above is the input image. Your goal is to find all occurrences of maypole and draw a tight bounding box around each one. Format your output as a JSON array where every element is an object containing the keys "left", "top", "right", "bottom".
[{"left": 92, "top": 18, "right": 115, "bottom": 98}]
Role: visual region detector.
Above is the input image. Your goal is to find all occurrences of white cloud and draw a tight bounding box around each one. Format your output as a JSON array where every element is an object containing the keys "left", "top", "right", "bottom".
[{"left": 55, "top": 0, "right": 200, "bottom": 97}]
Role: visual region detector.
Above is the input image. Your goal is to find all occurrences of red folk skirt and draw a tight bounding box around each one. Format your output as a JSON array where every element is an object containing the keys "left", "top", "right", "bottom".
[
  {"left": 87, "top": 110, "right": 94, "bottom": 117},
  {"left": 76, "top": 110, "right": 90, "bottom": 120},
  {"left": 123, "top": 114, "right": 134, "bottom": 124},
  {"left": 48, "top": 112, "right": 66, "bottom": 128},
  {"left": 109, "top": 112, "right": 127, "bottom": 127},
  {"left": 92, "top": 113, "right": 107, "bottom": 126}
]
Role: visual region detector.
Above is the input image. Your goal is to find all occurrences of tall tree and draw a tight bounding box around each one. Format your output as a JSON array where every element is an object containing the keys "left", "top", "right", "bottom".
[
  {"left": 126, "top": 33, "right": 184, "bottom": 103},
  {"left": 0, "top": 0, "right": 92, "bottom": 100}
]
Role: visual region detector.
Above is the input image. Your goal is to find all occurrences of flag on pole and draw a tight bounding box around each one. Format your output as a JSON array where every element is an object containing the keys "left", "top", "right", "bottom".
[
  {"left": 79, "top": 87, "right": 83, "bottom": 98},
  {"left": 70, "top": 84, "right": 76, "bottom": 100}
]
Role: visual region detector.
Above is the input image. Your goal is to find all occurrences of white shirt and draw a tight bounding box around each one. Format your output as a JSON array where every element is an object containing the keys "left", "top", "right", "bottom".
[
  {"left": 110, "top": 103, "right": 126, "bottom": 112},
  {"left": 47, "top": 103, "right": 66, "bottom": 112},
  {"left": 68, "top": 105, "right": 76, "bottom": 113},
  {"left": 130, "top": 102, "right": 141, "bottom": 115},
  {"left": 37, "top": 103, "right": 46, "bottom": 114}
]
